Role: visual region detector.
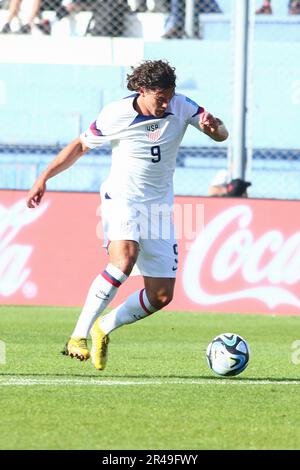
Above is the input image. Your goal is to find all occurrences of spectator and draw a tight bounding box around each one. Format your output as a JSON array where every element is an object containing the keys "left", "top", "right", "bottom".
[
  {"left": 53, "top": 0, "right": 87, "bottom": 21},
  {"left": 36, "top": 0, "right": 129, "bottom": 37},
  {"left": 226, "top": 178, "right": 251, "bottom": 197},
  {"left": 207, "top": 169, "right": 231, "bottom": 196},
  {"left": 85, "top": 0, "right": 129, "bottom": 37},
  {"left": 162, "top": 0, "right": 222, "bottom": 39},
  {"left": 134, "top": 0, "right": 148, "bottom": 12},
  {"left": 208, "top": 170, "right": 251, "bottom": 197},
  {"left": 256, "top": 1, "right": 300, "bottom": 15},
  {"left": 1, "top": 0, "right": 50, "bottom": 33},
  {"left": 38, "top": 0, "right": 93, "bottom": 33}
]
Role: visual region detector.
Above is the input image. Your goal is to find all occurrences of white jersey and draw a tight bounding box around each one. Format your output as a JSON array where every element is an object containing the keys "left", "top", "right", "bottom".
[{"left": 80, "top": 93, "right": 205, "bottom": 205}]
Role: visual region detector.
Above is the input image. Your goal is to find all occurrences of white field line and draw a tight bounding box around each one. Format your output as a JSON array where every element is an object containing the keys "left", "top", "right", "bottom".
[{"left": 0, "top": 377, "right": 300, "bottom": 386}]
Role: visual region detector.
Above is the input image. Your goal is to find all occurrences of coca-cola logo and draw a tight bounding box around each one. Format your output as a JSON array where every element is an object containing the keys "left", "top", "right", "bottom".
[
  {"left": 183, "top": 205, "right": 300, "bottom": 308},
  {"left": 0, "top": 199, "right": 49, "bottom": 297}
]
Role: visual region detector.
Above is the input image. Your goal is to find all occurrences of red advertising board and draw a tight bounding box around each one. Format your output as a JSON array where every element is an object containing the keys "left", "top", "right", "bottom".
[{"left": 1, "top": 190, "right": 300, "bottom": 316}]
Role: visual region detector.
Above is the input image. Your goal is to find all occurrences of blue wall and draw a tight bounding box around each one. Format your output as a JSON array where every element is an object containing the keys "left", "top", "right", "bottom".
[{"left": 1, "top": 39, "right": 299, "bottom": 148}]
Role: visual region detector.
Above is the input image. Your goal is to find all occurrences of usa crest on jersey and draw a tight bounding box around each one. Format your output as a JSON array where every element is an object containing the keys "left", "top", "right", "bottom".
[{"left": 146, "top": 123, "right": 161, "bottom": 142}]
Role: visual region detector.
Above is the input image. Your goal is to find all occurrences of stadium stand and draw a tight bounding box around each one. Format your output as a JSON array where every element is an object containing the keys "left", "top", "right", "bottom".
[{"left": 1, "top": 0, "right": 300, "bottom": 199}]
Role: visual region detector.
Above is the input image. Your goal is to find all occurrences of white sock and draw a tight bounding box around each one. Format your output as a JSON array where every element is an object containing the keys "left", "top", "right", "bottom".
[
  {"left": 72, "top": 263, "right": 128, "bottom": 338},
  {"left": 99, "top": 288, "right": 158, "bottom": 335}
]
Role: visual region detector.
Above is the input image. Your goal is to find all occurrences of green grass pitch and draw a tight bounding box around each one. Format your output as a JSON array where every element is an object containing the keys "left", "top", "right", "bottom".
[{"left": 1, "top": 305, "right": 300, "bottom": 450}]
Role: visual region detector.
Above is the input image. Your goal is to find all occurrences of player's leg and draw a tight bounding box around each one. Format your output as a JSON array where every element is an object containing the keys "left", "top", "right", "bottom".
[
  {"left": 95, "top": 213, "right": 178, "bottom": 338},
  {"left": 143, "top": 276, "right": 176, "bottom": 309},
  {"left": 63, "top": 240, "right": 138, "bottom": 361},
  {"left": 63, "top": 194, "right": 140, "bottom": 361},
  {"left": 89, "top": 203, "right": 178, "bottom": 370},
  {"left": 91, "top": 226, "right": 178, "bottom": 370},
  {"left": 91, "top": 276, "right": 175, "bottom": 370},
  {"left": 97, "top": 276, "right": 175, "bottom": 334}
]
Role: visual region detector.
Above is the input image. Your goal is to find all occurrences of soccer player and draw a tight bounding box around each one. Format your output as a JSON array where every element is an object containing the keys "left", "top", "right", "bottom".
[{"left": 27, "top": 60, "right": 228, "bottom": 371}]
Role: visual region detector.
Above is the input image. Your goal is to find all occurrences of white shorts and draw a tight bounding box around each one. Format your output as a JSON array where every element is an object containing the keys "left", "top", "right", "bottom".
[{"left": 101, "top": 198, "right": 178, "bottom": 278}]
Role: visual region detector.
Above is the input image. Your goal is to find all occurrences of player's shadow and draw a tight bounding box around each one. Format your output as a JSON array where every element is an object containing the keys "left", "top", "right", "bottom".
[{"left": 1, "top": 372, "right": 300, "bottom": 383}]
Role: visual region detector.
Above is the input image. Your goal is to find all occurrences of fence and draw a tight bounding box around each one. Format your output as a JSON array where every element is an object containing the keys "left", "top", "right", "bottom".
[
  {"left": 0, "top": 0, "right": 224, "bottom": 37},
  {"left": 0, "top": 0, "right": 300, "bottom": 199}
]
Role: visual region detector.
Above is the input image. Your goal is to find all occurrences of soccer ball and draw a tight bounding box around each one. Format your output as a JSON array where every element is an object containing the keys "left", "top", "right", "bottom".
[{"left": 206, "top": 333, "right": 250, "bottom": 377}]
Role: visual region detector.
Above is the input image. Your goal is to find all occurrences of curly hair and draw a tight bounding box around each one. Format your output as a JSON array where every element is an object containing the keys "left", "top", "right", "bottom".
[{"left": 127, "top": 60, "right": 176, "bottom": 91}]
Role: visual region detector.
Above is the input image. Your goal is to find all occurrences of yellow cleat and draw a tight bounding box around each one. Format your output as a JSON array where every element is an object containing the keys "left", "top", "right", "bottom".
[
  {"left": 90, "top": 321, "right": 110, "bottom": 371},
  {"left": 61, "top": 337, "right": 90, "bottom": 361}
]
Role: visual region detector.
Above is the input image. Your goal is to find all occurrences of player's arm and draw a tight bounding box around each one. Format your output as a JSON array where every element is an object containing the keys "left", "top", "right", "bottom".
[
  {"left": 27, "top": 137, "right": 90, "bottom": 208},
  {"left": 199, "top": 111, "right": 229, "bottom": 142}
]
